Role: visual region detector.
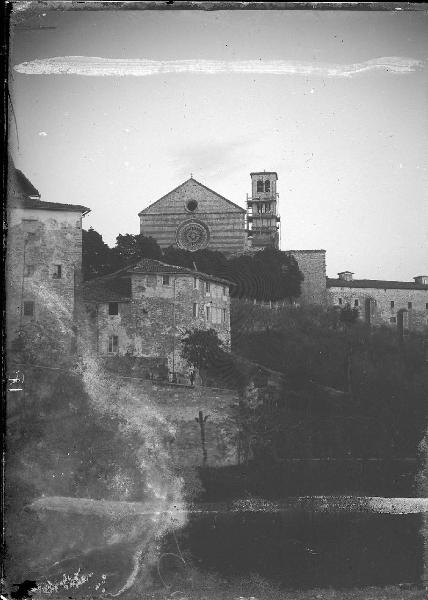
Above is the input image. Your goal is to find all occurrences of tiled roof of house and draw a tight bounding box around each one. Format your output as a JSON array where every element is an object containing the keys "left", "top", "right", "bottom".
[
  {"left": 8, "top": 161, "right": 90, "bottom": 214},
  {"left": 101, "top": 258, "right": 235, "bottom": 286},
  {"left": 82, "top": 258, "right": 235, "bottom": 302},
  {"left": 327, "top": 278, "right": 428, "bottom": 291},
  {"left": 11, "top": 167, "right": 40, "bottom": 197},
  {"left": 9, "top": 195, "right": 91, "bottom": 213}
]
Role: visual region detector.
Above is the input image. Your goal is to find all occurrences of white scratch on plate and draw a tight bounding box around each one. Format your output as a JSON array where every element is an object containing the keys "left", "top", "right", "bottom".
[{"left": 14, "top": 56, "right": 425, "bottom": 78}]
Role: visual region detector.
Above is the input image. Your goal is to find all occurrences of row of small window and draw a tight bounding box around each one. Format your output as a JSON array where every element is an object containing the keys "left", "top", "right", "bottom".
[
  {"left": 337, "top": 298, "right": 360, "bottom": 307},
  {"left": 337, "top": 298, "right": 428, "bottom": 310},
  {"left": 193, "top": 303, "right": 227, "bottom": 324},
  {"left": 256, "top": 180, "right": 271, "bottom": 193},
  {"left": 159, "top": 275, "right": 226, "bottom": 296},
  {"left": 24, "top": 264, "right": 63, "bottom": 278},
  {"left": 108, "top": 301, "right": 227, "bottom": 322}
]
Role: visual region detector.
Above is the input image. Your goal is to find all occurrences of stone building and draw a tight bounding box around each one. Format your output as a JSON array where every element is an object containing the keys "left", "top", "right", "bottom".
[
  {"left": 81, "top": 258, "right": 233, "bottom": 379},
  {"left": 139, "top": 177, "right": 247, "bottom": 255},
  {"left": 285, "top": 249, "right": 327, "bottom": 306},
  {"left": 327, "top": 271, "right": 428, "bottom": 332},
  {"left": 6, "top": 162, "right": 90, "bottom": 347},
  {"left": 246, "top": 171, "right": 280, "bottom": 249}
]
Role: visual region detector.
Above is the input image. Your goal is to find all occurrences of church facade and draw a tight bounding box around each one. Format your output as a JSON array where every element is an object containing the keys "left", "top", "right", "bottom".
[{"left": 139, "top": 177, "right": 247, "bottom": 255}]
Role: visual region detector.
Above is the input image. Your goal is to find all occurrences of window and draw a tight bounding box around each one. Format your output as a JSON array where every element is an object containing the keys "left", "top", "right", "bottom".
[
  {"left": 108, "top": 302, "right": 119, "bottom": 316},
  {"left": 426, "top": 303, "right": 428, "bottom": 310},
  {"left": 338, "top": 298, "right": 343, "bottom": 305},
  {"left": 193, "top": 302, "right": 198, "bottom": 318},
  {"left": 162, "top": 275, "right": 170, "bottom": 286},
  {"left": 52, "top": 265, "right": 62, "bottom": 279},
  {"left": 193, "top": 277, "right": 198, "bottom": 289},
  {"left": 223, "top": 308, "right": 227, "bottom": 323},
  {"left": 390, "top": 301, "right": 395, "bottom": 309},
  {"left": 24, "top": 264, "right": 35, "bottom": 277},
  {"left": 222, "top": 286, "right": 227, "bottom": 296},
  {"left": 108, "top": 335, "right": 119, "bottom": 354},
  {"left": 23, "top": 301, "right": 34, "bottom": 316},
  {"left": 354, "top": 299, "right": 359, "bottom": 307},
  {"left": 264, "top": 180, "right": 270, "bottom": 193},
  {"left": 257, "top": 179, "right": 263, "bottom": 192},
  {"left": 390, "top": 317, "right": 397, "bottom": 324},
  {"left": 408, "top": 302, "right": 413, "bottom": 309},
  {"left": 186, "top": 199, "right": 198, "bottom": 212},
  {"left": 206, "top": 305, "right": 211, "bottom": 321},
  {"left": 205, "top": 281, "right": 210, "bottom": 293}
]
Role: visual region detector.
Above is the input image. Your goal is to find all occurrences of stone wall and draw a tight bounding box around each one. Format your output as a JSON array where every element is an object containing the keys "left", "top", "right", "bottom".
[
  {"left": 118, "top": 378, "right": 239, "bottom": 468},
  {"left": 285, "top": 250, "right": 327, "bottom": 305},
  {"left": 327, "top": 285, "right": 428, "bottom": 332},
  {"left": 139, "top": 179, "right": 247, "bottom": 255},
  {"left": 81, "top": 273, "right": 231, "bottom": 377},
  {"left": 6, "top": 207, "right": 84, "bottom": 343}
]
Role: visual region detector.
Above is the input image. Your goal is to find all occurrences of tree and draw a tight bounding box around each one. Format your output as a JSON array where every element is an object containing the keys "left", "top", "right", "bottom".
[
  {"left": 181, "top": 328, "right": 225, "bottom": 372},
  {"left": 82, "top": 227, "right": 116, "bottom": 280},
  {"left": 181, "top": 328, "right": 246, "bottom": 389},
  {"left": 162, "top": 246, "right": 303, "bottom": 302},
  {"left": 113, "top": 233, "right": 162, "bottom": 263}
]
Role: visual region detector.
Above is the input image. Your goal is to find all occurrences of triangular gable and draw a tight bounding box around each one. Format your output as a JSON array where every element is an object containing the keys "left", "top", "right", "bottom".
[{"left": 138, "top": 177, "right": 245, "bottom": 215}]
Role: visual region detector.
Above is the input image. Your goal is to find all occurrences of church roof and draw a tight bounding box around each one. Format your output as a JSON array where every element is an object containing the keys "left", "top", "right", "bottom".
[
  {"left": 138, "top": 177, "right": 246, "bottom": 215},
  {"left": 327, "top": 278, "right": 428, "bottom": 291}
]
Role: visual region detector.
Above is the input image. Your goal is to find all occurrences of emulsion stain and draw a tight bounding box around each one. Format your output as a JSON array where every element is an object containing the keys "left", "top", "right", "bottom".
[{"left": 10, "top": 580, "right": 37, "bottom": 599}]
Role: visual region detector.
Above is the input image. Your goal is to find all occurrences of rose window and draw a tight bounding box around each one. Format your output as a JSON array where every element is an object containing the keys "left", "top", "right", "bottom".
[{"left": 176, "top": 220, "right": 210, "bottom": 252}]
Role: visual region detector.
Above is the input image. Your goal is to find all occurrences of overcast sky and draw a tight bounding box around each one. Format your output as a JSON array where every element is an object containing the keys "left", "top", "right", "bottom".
[{"left": 9, "top": 6, "right": 428, "bottom": 280}]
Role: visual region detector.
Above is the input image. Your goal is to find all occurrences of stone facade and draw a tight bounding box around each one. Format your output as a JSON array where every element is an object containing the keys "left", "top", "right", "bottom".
[
  {"left": 285, "top": 250, "right": 328, "bottom": 305},
  {"left": 139, "top": 177, "right": 247, "bottom": 255},
  {"left": 124, "top": 379, "right": 240, "bottom": 467},
  {"left": 246, "top": 172, "right": 280, "bottom": 250},
  {"left": 327, "top": 273, "right": 428, "bottom": 332},
  {"left": 81, "top": 259, "right": 232, "bottom": 378},
  {"left": 6, "top": 164, "right": 90, "bottom": 346}
]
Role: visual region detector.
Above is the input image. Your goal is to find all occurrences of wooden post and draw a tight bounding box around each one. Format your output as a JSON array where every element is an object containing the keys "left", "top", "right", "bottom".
[{"left": 195, "top": 410, "right": 209, "bottom": 466}]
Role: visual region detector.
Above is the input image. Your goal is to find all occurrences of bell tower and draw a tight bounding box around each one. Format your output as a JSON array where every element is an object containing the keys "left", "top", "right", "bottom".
[{"left": 246, "top": 171, "right": 280, "bottom": 249}]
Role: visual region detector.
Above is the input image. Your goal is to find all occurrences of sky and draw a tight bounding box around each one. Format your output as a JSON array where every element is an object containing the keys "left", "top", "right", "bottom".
[{"left": 9, "top": 5, "right": 428, "bottom": 280}]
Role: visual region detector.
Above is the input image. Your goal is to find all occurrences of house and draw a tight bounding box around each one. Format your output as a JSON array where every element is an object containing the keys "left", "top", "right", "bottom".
[
  {"left": 327, "top": 271, "right": 428, "bottom": 332},
  {"left": 80, "top": 258, "right": 233, "bottom": 379},
  {"left": 6, "top": 160, "right": 90, "bottom": 348}
]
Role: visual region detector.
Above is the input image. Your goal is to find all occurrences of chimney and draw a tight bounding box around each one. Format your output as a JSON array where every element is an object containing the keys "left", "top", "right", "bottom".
[
  {"left": 338, "top": 271, "right": 354, "bottom": 282},
  {"left": 414, "top": 275, "right": 428, "bottom": 285}
]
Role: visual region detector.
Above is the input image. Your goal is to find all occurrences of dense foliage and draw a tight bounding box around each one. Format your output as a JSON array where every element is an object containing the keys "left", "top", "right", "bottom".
[
  {"left": 82, "top": 227, "right": 303, "bottom": 300},
  {"left": 231, "top": 302, "right": 428, "bottom": 466},
  {"left": 181, "top": 328, "right": 246, "bottom": 389}
]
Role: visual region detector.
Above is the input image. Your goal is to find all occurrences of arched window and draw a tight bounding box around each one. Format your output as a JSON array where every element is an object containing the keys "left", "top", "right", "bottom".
[
  {"left": 264, "top": 180, "right": 270, "bottom": 192},
  {"left": 257, "top": 180, "right": 263, "bottom": 192}
]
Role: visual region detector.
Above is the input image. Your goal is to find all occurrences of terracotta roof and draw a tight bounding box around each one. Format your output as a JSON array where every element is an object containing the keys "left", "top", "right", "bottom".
[
  {"left": 10, "top": 167, "right": 40, "bottom": 197},
  {"left": 8, "top": 160, "right": 90, "bottom": 214},
  {"left": 138, "top": 177, "right": 245, "bottom": 215},
  {"left": 327, "top": 278, "right": 428, "bottom": 291},
  {"left": 9, "top": 196, "right": 91, "bottom": 214},
  {"left": 87, "top": 258, "right": 235, "bottom": 288}
]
